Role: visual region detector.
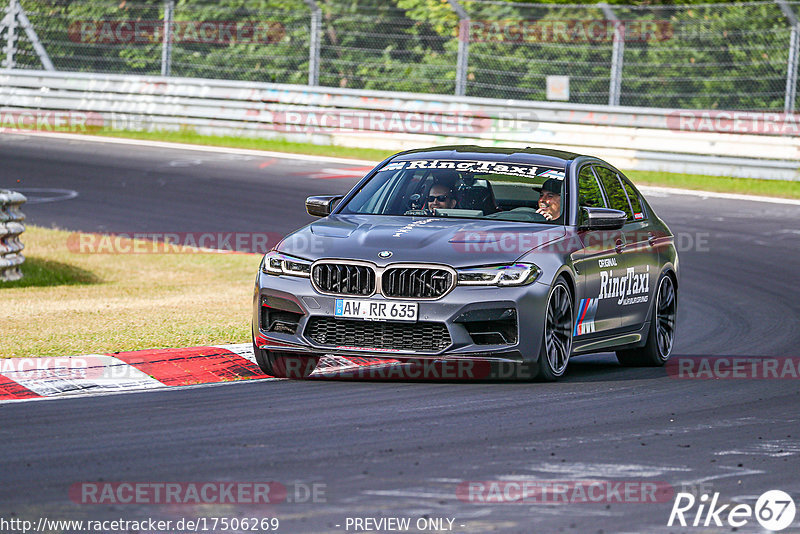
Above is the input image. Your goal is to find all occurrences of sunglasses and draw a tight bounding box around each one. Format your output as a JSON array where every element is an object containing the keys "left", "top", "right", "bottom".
[{"left": 427, "top": 194, "right": 450, "bottom": 202}]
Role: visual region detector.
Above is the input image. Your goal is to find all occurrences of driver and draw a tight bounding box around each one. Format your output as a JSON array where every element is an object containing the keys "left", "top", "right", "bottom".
[
  {"left": 427, "top": 183, "right": 457, "bottom": 211},
  {"left": 536, "top": 178, "right": 563, "bottom": 221}
]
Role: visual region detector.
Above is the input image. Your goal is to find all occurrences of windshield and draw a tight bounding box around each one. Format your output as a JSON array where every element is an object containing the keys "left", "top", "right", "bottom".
[{"left": 339, "top": 159, "right": 567, "bottom": 224}]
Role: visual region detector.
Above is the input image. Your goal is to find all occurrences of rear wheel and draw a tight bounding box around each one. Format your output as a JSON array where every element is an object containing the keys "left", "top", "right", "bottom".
[
  {"left": 536, "top": 279, "right": 574, "bottom": 381},
  {"left": 616, "top": 273, "right": 677, "bottom": 367},
  {"left": 252, "top": 340, "right": 319, "bottom": 378}
]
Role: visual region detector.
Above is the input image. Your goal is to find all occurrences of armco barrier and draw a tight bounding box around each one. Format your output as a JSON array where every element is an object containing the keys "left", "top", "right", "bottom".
[
  {"left": 0, "top": 190, "right": 26, "bottom": 282},
  {"left": 0, "top": 70, "right": 798, "bottom": 180}
]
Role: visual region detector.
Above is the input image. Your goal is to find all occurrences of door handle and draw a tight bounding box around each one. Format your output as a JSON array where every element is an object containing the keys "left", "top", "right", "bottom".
[
  {"left": 647, "top": 232, "right": 657, "bottom": 246},
  {"left": 615, "top": 239, "right": 625, "bottom": 253}
]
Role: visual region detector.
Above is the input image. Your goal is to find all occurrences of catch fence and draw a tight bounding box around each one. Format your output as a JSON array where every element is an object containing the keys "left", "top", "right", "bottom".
[{"left": 2, "top": 0, "right": 799, "bottom": 111}]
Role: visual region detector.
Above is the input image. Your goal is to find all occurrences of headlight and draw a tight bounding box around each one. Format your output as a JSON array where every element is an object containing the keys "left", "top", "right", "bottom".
[
  {"left": 260, "top": 251, "right": 311, "bottom": 277},
  {"left": 457, "top": 263, "right": 540, "bottom": 286}
]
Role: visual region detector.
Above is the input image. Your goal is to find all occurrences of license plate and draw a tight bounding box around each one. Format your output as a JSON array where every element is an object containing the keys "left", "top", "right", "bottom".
[{"left": 334, "top": 299, "right": 418, "bottom": 322}]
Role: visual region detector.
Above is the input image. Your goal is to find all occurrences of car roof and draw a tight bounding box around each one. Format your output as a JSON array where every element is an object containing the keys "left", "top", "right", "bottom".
[{"left": 391, "top": 145, "right": 583, "bottom": 168}]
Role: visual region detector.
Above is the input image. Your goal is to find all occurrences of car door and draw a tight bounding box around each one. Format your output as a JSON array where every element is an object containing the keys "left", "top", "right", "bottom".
[
  {"left": 618, "top": 172, "right": 663, "bottom": 327},
  {"left": 572, "top": 164, "right": 623, "bottom": 337},
  {"left": 593, "top": 166, "right": 656, "bottom": 331}
]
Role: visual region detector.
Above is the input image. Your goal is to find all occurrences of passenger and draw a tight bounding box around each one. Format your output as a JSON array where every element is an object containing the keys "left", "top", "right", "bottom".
[{"left": 536, "top": 178, "right": 563, "bottom": 221}]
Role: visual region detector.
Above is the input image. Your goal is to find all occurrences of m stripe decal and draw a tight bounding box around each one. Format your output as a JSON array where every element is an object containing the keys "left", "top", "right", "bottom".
[{"left": 575, "top": 298, "right": 598, "bottom": 336}]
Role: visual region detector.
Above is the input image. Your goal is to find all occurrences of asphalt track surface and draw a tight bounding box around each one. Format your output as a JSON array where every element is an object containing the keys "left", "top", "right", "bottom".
[{"left": 2, "top": 133, "right": 800, "bottom": 533}]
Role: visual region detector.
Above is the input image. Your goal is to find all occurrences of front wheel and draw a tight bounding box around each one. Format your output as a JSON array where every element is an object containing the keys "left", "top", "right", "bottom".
[
  {"left": 252, "top": 341, "right": 319, "bottom": 378},
  {"left": 536, "top": 279, "right": 574, "bottom": 381},
  {"left": 616, "top": 273, "right": 677, "bottom": 367}
]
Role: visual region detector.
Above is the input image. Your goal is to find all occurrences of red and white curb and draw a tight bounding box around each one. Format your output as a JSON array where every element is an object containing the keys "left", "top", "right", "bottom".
[{"left": 0, "top": 345, "right": 397, "bottom": 402}]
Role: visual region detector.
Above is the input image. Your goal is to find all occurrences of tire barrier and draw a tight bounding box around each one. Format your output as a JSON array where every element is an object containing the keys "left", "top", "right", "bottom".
[{"left": 0, "top": 190, "right": 26, "bottom": 282}]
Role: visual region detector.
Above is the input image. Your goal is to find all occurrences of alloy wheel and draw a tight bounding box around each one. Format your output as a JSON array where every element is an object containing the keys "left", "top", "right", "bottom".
[
  {"left": 655, "top": 276, "right": 677, "bottom": 360},
  {"left": 545, "top": 283, "right": 573, "bottom": 376}
]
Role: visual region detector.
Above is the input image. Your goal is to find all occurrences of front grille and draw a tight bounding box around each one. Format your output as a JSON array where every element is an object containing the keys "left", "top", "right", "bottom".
[
  {"left": 312, "top": 263, "right": 375, "bottom": 296},
  {"left": 305, "top": 317, "right": 451, "bottom": 352},
  {"left": 382, "top": 267, "right": 453, "bottom": 299}
]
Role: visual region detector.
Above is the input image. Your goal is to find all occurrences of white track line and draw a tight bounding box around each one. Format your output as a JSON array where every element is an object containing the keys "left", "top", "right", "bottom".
[
  {"left": 2, "top": 130, "right": 376, "bottom": 166},
  {"left": 638, "top": 185, "right": 800, "bottom": 206}
]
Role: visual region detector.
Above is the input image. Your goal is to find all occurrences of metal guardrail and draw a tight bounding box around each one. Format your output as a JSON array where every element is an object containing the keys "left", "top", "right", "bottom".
[
  {"left": 0, "top": 70, "right": 798, "bottom": 180},
  {"left": 0, "top": 190, "right": 26, "bottom": 282}
]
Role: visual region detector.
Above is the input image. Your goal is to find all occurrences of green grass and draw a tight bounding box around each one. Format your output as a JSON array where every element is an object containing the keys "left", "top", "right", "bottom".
[
  {"left": 89, "top": 129, "right": 800, "bottom": 200},
  {"left": 1, "top": 225, "right": 257, "bottom": 358},
  {"left": 625, "top": 170, "right": 800, "bottom": 199},
  {"left": 1, "top": 257, "right": 100, "bottom": 288}
]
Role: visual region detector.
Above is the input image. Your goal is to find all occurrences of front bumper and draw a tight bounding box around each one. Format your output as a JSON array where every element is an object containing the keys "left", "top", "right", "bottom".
[{"left": 252, "top": 271, "right": 551, "bottom": 364}]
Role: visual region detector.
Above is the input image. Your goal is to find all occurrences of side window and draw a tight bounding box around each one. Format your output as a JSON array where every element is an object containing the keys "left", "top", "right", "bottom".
[
  {"left": 578, "top": 166, "right": 606, "bottom": 208},
  {"left": 619, "top": 175, "right": 646, "bottom": 220},
  {"left": 593, "top": 166, "right": 633, "bottom": 220}
]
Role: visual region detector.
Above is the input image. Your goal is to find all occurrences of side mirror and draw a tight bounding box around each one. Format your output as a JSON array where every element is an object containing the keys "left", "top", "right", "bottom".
[
  {"left": 306, "top": 195, "right": 344, "bottom": 217},
  {"left": 579, "top": 207, "right": 627, "bottom": 231}
]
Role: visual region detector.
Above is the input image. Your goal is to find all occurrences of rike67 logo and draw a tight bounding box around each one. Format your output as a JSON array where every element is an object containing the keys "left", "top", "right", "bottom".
[{"left": 668, "top": 490, "right": 796, "bottom": 531}]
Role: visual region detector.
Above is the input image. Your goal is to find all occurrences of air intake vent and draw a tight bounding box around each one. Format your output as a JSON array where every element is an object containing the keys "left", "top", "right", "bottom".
[
  {"left": 382, "top": 267, "right": 454, "bottom": 299},
  {"left": 312, "top": 262, "right": 375, "bottom": 296},
  {"left": 305, "top": 317, "right": 451, "bottom": 352}
]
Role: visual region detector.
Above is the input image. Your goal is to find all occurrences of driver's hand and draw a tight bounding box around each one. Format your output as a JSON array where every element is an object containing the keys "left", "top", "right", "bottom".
[{"left": 536, "top": 207, "right": 553, "bottom": 220}]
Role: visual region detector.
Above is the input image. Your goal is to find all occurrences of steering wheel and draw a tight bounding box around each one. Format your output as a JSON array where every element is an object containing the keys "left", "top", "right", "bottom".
[
  {"left": 486, "top": 207, "right": 548, "bottom": 222},
  {"left": 404, "top": 208, "right": 434, "bottom": 216}
]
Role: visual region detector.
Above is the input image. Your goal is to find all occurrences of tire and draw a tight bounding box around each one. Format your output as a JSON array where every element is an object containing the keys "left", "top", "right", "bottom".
[
  {"left": 252, "top": 340, "right": 319, "bottom": 378},
  {"left": 536, "top": 278, "right": 574, "bottom": 382},
  {"left": 616, "top": 272, "right": 677, "bottom": 367}
]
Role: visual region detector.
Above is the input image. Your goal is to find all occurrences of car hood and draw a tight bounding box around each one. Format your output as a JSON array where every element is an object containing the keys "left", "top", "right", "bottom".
[{"left": 277, "top": 214, "right": 565, "bottom": 267}]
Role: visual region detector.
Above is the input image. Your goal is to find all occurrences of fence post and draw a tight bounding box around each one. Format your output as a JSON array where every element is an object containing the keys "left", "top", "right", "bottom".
[
  {"left": 305, "top": 0, "right": 321, "bottom": 86},
  {"left": 16, "top": 4, "right": 55, "bottom": 70},
  {"left": 600, "top": 3, "right": 624, "bottom": 107},
  {"left": 777, "top": 0, "right": 798, "bottom": 113},
  {"left": 3, "top": 0, "right": 18, "bottom": 69},
  {"left": 447, "top": 0, "right": 469, "bottom": 96},
  {"left": 161, "top": 0, "right": 174, "bottom": 77}
]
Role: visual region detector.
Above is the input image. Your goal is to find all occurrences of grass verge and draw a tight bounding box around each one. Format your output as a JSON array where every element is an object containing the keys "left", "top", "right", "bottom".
[
  {"left": 97, "top": 129, "right": 394, "bottom": 162},
  {"left": 625, "top": 170, "right": 800, "bottom": 199},
  {"left": 90, "top": 129, "right": 800, "bottom": 199},
  {"left": 0, "top": 225, "right": 257, "bottom": 358}
]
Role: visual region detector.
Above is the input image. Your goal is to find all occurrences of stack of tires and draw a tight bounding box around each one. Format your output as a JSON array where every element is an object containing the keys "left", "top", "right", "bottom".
[{"left": 0, "top": 190, "right": 27, "bottom": 282}]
